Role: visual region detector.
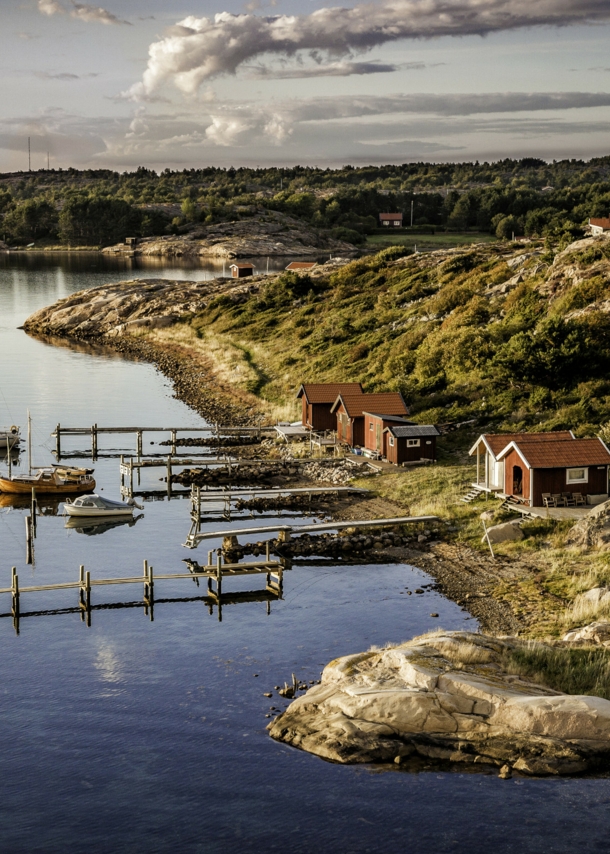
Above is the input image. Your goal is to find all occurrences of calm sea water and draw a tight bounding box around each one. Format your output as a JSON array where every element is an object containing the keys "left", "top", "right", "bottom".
[{"left": 0, "top": 253, "right": 609, "bottom": 854}]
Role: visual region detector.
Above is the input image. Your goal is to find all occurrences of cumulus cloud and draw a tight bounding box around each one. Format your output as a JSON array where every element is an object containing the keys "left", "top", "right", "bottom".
[
  {"left": 38, "top": 0, "right": 64, "bottom": 15},
  {"left": 37, "top": 0, "right": 130, "bottom": 24},
  {"left": 126, "top": 0, "right": 610, "bottom": 95}
]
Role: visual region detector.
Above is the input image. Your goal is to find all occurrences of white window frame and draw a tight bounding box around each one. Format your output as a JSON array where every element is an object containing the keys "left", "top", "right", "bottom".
[
  {"left": 369, "top": 422, "right": 374, "bottom": 431},
  {"left": 407, "top": 438, "right": 420, "bottom": 447},
  {"left": 567, "top": 467, "right": 588, "bottom": 484},
  {"left": 389, "top": 436, "right": 395, "bottom": 447}
]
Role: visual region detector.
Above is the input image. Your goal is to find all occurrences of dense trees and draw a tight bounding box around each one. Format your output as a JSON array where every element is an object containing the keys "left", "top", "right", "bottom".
[{"left": 1, "top": 156, "right": 609, "bottom": 246}]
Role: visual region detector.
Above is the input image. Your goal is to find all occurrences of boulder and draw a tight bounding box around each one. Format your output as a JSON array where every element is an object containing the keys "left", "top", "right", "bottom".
[
  {"left": 563, "top": 621, "right": 610, "bottom": 645},
  {"left": 483, "top": 521, "right": 524, "bottom": 544},
  {"left": 268, "top": 631, "right": 610, "bottom": 775}
]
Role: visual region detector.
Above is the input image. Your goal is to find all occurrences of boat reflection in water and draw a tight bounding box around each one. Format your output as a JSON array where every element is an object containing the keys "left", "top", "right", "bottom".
[
  {"left": 0, "top": 492, "right": 63, "bottom": 514},
  {"left": 65, "top": 513, "right": 145, "bottom": 536}
]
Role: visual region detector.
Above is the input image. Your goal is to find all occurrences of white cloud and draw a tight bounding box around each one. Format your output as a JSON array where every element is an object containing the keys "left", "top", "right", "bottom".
[
  {"left": 38, "top": 0, "right": 64, "bottom": 15},
  {"left": 126, "top": 0, "right": 610, "bottom": 96},
  {"left": 37, "top": 0, "right": 130, "bottom": 25}
]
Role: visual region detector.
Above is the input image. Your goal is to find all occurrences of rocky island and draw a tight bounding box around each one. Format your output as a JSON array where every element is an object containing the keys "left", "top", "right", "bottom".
[{"left": 102, "top": 209, "right": 358, "bottom": 258}]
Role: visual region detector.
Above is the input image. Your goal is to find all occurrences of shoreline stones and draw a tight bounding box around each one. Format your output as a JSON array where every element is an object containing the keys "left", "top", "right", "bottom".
[
  {"left": 222, "top": 530, "right": 416, "bottom": 561},
  {"left": 268, "top": 630, "right": 610, "bottom": 776}
]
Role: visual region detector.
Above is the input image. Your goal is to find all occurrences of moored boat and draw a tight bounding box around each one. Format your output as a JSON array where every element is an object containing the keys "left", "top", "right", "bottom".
[
  {"left": 64, "top": 494, "right": 141, "bottom": 517},
  {"left": 0, "top": 466, "right": 95, "bottom": 494},
  {"left": 0, "top": 426, "right": 21, "bottom": 450}
]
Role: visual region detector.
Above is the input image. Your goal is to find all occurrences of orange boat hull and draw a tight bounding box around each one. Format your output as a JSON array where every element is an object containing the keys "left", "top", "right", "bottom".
[{"left": 0, "top": 477, "right": 95, "bottom": 495}]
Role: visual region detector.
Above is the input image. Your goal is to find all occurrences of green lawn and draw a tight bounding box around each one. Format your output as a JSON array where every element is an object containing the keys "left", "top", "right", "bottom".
[{"left": 365, "top": 232, "right": 497, "bottom": 250}]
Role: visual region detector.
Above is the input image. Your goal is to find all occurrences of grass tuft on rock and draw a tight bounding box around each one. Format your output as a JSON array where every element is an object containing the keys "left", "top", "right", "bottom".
[{"left": 503, "top": 643, "right": 610, "bottom": 700}]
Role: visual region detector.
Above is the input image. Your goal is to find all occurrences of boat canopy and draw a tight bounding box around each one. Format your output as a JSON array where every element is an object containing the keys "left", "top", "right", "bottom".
[{"left": 71, "top": 495, "right": 131, "bottom": 510}]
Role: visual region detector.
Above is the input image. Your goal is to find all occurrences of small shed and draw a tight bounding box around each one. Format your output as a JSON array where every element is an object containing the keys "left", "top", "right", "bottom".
[
  {"left": 589, "top": 217, "right": 610, "bottom": 235},
  {"left": 468, "top": 431, "right": 574, "bottom": 493},
  {"left": 363, "top": 412, "right": 414, "bottom": 457},
  {"left": 285, "top": 262, "right": 317, "bottom": 271},
  {"left": 296, "top": 383, "right": 363, "bottom": 431},
  {"left": 384, "top": 425, "right": 439, "bottom": 466},
  {"left": 379, "top": 213, "right": 403, "bottom": 228},
  {"left": 125, "top": 237, "right": 139, "bottom": 246},
  {"left": 230, "top": 263, "right": 254, "bottom": 278},
  {"left": 331, "top": 392, "right": 409, "bottom": 447},
  {"left": 497, "top": 437, "right": 610, "bottom": 507}
]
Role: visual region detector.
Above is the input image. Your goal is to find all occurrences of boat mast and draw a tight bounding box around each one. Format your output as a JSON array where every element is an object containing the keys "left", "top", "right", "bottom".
[
  {"left": 6, "top": 436, "right": 10, "bottom": 479},
  {"left": 28, "top": 410, "right": 32, "bottom": 475}
]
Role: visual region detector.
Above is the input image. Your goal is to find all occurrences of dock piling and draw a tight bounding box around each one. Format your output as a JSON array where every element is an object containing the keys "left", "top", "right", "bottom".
[
  {"left": 25, "top": 516, "right": 33, "bottom": 564},
  {"left": 31, "top": 488, "right": 37, "bottom": 536}
]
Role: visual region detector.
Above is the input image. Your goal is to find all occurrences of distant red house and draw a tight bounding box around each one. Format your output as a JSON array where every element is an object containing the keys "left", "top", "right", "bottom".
[
  {"left": 497, "top": 437, "right": 610, "bottom": 507},
  {"left": 379, "top": 213, "right": 403, "bottom": 228},
  {"left": 230, "top": 263, "right": 254, "bottom": 278},
  {"left": 297, "top": 383, "right": 363, "bottom": 431},
  {"left": 331, "top": 392, "right": 409, "bottom": 447},
  {"left": 589, "top": 217, "right": 610, "bottom": 235},
  {"left": 384, "top": 425, "right": 439, "bottom": 466},
  {"left": 363, "top": 412, "right": 414, "bottom": 457}
]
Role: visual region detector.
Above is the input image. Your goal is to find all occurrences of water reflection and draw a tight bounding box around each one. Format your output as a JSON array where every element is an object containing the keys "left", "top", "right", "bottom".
[{"left": 64, "top": 513, "right": 145, "bottom": 536}]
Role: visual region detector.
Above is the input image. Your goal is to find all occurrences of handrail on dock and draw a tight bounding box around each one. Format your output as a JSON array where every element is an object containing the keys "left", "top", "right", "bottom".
[
  {"left": 185, "top": 515, "right": 438, "bottom": 548},
  {"left": 3, "top": 553, "right": 285, "bottom": 633}
]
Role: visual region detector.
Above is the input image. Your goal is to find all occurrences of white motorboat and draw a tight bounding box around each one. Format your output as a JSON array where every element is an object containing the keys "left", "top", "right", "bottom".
[
  {"left": 0, "top": 426, "right": 20, "bottom": 450},
  {"left": 64, "top": 494, "right": 142, "bottom": 517}
]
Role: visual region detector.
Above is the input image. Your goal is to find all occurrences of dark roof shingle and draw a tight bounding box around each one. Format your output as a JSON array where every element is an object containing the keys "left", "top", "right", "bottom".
[{"left": 386, "top": 424, "right": 440, "bottom": 438}]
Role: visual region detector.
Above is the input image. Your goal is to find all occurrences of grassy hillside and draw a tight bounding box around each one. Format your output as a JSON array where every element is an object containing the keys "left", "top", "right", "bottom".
[{"left": 173, "top": 236, "right": 610, "bottom": 443}]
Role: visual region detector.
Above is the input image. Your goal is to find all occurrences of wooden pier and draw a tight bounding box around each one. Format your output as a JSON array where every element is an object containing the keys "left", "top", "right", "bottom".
[
  {"left": 184, "top": 515, "right": 438, "bottom": 548},
  {"left": 52, "top": 422, "right": 274, "bottom": 459},
  {"left": 2, "top": 552, "right": 285, "bottom": 632},
  {"left": 119, "top": 455, "right": 342, "bottom": 498},
  {"left": 187, "top": 483, "right": 370, "bottom": 528}
]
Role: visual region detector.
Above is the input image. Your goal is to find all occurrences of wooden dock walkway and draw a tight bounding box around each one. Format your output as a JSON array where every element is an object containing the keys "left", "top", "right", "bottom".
[
  {"left": 3, "top": 552, "right": 285, "bottom": 632},
  {"left": 52, "top": 422, "right": 275, "bottom": 459},
  {"left": 184, "top": 515, "right": 438, "bottom": 548}
]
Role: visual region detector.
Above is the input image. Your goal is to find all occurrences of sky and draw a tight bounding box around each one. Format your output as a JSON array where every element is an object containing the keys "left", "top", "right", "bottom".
[{"left": 1, "top": 0, "right": 610, "bottom": 171}]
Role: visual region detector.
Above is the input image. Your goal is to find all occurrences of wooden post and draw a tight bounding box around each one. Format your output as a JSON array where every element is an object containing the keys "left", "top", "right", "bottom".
[
  {"left": 55, "top": 423, "right": 61, "bottom": 459},
  {"left": 208, "top": 550, "right": 213, "bottom": 568},
  {"left": 91, "top": 424, "right": 98, "bottom": 460},
  {"left": 31, "top": 488, "right": 37, "bottom": 536},
  {"left": 166, "top": 456, "right": 172, "bottom": 497},
  {"left": 171, "top": 430, "right": 177, "bottom": 456},
  {"left": 11, "top": 567, "right": 19, "bottom": 615},
  {"left": 266, "top": 541, "right": 270, "bottom": 562},
  {"left": 85, "top": 570, "right": 91, "bottom": 626},
  {"left": 130, "top": 458, "right": 134, "bottom": 496},
  {"left": 137, "top": 430, "right": 143, "bottom": 458},
  {"left": 216, "top": 551, "right": 223, "bottom": 622},
  {"left": 25, "top": 516, "right": 33, "bottom": 564}
]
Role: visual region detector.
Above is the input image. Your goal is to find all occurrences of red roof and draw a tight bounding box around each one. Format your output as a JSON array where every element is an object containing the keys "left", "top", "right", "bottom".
[
  {"left": 379, "top": 213, "right": 403, "bottom": 220},
  {"left": 332, "top": 392, "right": 408, "bottom": 418},
  {"left": 285, "top": 262, "right": 317, "bottom": 271},
  {"left": 474, "top": 431, "right": 574, "bottom": 457},
  {"left": 297, "top": 382, "right": 363, "bottom": 403},
  {"left": 589, "top": 218, "right": 610, "bottom": 230},
  {"left": 499, "top": 437, "right": 610, "bottom": 468}
]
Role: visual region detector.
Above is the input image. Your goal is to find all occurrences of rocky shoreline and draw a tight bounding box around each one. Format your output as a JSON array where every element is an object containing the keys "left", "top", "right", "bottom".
[{"left": 268, "top": 630, "right": 610, "bottom": 776}]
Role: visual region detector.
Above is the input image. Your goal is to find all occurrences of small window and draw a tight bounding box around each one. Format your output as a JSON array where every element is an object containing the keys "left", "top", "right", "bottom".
[
  {"left": 389, "top": 437, "right": 395, "bottom": 447},
  {"left": 369, "top": 422, "right": 373, "bottom": 431},
  {"left": 567, "top": 467, "right": 588, "bottom": 484},
  {"left": 407, "top": 438, "right": 420, "bottom": 447},
  {"left": 425, "top": 440, "right": 432, "bottom": 445}
]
